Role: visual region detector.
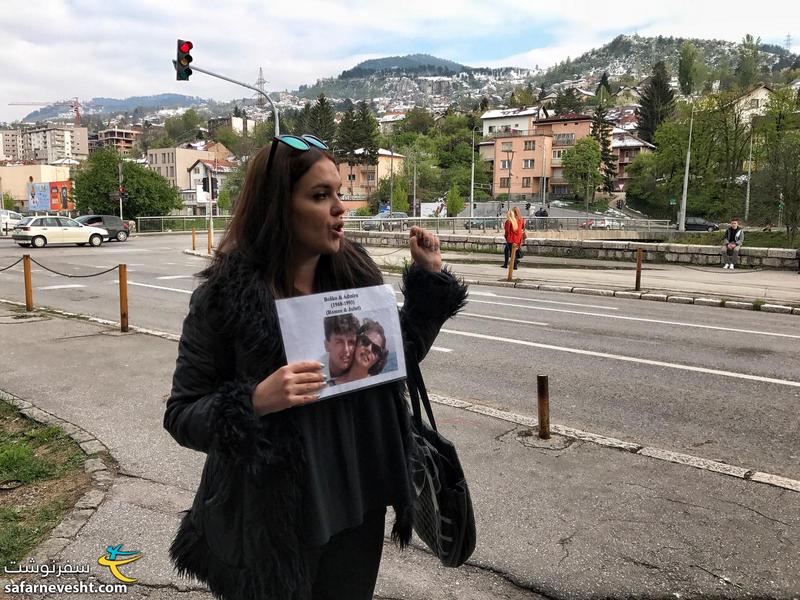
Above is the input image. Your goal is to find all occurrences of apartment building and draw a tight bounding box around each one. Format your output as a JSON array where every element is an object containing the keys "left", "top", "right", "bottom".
[
  {"left": 20, "top": 125, "right": 88, "bottom": 164},
  {"left": 147, "top": 143, "right": 232, "bottom": 189},
  {"left": 95, "top": 128, "right": 141, "bottom": 155},
  {"left": 488, "top": 114, "right": 595, "bottom": 199},
  {"left": 480, "top": 106, "right": 549, "bottom": 137},
  {"left": 0, "top": 164, "right": 71, "bottom": 207},
  {"left": 207, "top": 115, "right": 257, "bottom": 137},
  {"left": 337, "top": 148, "right": 404, "bottom": 205},
  {"left": 0, "top": 130, "right": 23, "bottom": 161}
]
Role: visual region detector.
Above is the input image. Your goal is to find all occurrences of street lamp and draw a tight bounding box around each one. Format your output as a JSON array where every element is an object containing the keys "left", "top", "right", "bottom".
[
  {"left": 470, "top": 126, "right": 481, "bottom": 220},
  {"left": 678, "top": 99, "right": 696, "bottom": 232}
]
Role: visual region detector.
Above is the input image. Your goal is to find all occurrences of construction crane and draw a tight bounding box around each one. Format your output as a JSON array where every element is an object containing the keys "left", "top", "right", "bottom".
[{"left": 8, "top": 97, "right": 82, "bottom": 125}]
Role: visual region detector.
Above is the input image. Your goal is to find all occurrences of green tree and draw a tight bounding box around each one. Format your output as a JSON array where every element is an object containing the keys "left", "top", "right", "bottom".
[
  {"left": 335, "top": 106, "right": 360, "bottom": 193},
  {"left": 308, "top": 94, "right": 336, "bottom": 143},
  {"left": 165, "top": 108, "right": 203, "bottom": 143},
  {"left": 595, "top": 72, "right": 612, "bottom": 105},
  {"left": 678, "top": 41, "right": 699, "bottom": 96},
  {"left": 445, "top": 182, "right": 464, "bottom": 217},
  {"left": 73, "top": 148, "right": 181, "bottom": 219},
  {"left": 354, "top": 101, "right": 380, "bottom": 165},
  {"left": 400, "top": 107, "right": 435, "bottom": 135},
  {"left": 392, "top": 178, "right": 409, "bottom": 213},
  {"left": 562, "top": 137, "right": 601, "bottom": 206},
  {"left": 636, "top": 61, "right": 676, "bottom": 143},
  {"left": 591, "top": 103, "right": 617, "bottom": 193},
  {"left": 736, "top": 34, "right": 761, "bottom": 90},
  {"left": 220, "top": 160, "right": 248, "bottom": 212},
  {"left": 3, "top": 192, "right": 15, "bottom": 210},
  {"left": 295, "top": 102, "right": 313, "bottom": 135},
  {"left": 553, "top": 88, "right": 583, "bottom": 116}
]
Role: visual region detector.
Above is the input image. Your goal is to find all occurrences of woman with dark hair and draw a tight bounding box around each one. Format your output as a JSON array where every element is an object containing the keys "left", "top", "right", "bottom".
[
  {"left": 164, "top": 134, "right": 467, "bottom": 600},
  {"left": 335, "top": 318, "right": 389, "bottom": 384}
]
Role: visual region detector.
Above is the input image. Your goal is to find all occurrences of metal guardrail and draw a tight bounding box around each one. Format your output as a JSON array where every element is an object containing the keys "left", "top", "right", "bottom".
[{"left": 136, "top": 215, "right": 671, "bottom": 235}]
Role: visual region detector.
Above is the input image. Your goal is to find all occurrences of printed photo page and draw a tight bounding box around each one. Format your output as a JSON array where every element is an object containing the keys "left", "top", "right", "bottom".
[{"left": 275, "top": 284, "right": 406, "bottom": 400}]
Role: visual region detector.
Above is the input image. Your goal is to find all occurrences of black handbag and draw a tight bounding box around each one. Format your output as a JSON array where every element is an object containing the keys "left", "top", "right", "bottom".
[{"left": 405, "top": 353, "right": 476, "bottom": 568}]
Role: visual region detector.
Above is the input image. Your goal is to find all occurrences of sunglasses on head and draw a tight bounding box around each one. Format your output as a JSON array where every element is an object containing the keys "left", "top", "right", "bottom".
[
  {"left": 358, "top": 334, "right": 384, "bottom": 356},
  {"left": 265, "top": 134, "right": 328, "bottom": 175}
]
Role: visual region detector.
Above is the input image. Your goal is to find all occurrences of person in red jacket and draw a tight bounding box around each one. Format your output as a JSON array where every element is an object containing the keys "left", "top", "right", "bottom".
[{"left": 501, "top": 209, "right": 524, "bottom": 269}]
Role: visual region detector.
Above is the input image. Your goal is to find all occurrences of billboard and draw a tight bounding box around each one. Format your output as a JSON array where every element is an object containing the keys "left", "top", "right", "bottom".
[
  {"left": 49, "top": 181, "right": 74, "bottom": 210},
  {"left": 28, "top": 183, "right": 51, "bottom": 211}
]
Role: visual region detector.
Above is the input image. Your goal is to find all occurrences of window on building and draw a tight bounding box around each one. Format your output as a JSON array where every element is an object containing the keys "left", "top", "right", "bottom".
[
  {"left": 522, "top": 177, "right": 532, "bottom": 188},
  {"left": 552, "top": 149, "right": 565, "bottom": 160},
  {"left": 522, "top": 159, "right": 534, "bottom": 169},
  {"left": 553, "top": 133, "right": 575, "bottom": 146},
  {"left": 500, "top": 159, "right": 511, "bottom": 169},
  {"left": 348, "top": 174, "right": 356, "bottom": 181},
  {"left": 367, "top": 173, "right": 375, "bottom": 181},
  {"left": 501, "top": 142, "right": 512, "bottom": 152},
  {"left": 488, "top": 126, "right": 496, "bottom": 133},
  {"left": 499, "top": 177, "right": 510, "bottom": 188},
  {"left": 170, "top": 166, "right": 175, "bottom": 177},
  {"left": 194, "top": 167, "right": 201, "bottom": 174},
  {"left": 524, "top": 140, "right": 535, "bottom": 151}
]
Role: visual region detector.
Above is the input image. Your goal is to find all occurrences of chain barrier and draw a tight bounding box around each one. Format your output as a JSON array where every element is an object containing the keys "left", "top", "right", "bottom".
[
  {"left": 26, "top": 258, "right": 119, "bottom": 278},
  {"left": 0, "top": 257, "right": 23, "bottom": 273}
]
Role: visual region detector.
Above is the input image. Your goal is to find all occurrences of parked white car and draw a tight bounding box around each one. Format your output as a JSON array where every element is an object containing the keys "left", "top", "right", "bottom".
[
  {"left": 1, "top": 209, "right": 24, "bottom": 233},
  {"left": 12, "top": 216, "right": 108, "bottom": 248}
]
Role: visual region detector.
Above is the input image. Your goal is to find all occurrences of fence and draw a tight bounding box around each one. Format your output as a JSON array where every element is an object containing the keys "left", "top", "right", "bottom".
[{"left": 137, "top": 215, "right": 232, "bottom": 233}]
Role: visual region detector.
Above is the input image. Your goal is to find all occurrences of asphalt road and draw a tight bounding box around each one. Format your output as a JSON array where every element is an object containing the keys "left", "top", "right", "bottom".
[{"left": 1, "top": 233, "right": 798, "bottom": 484}]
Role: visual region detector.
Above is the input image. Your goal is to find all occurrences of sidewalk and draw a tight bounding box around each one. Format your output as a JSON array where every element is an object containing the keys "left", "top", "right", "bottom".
[{"left": 1, "top": 304, "right": 798, "bottom": 599}]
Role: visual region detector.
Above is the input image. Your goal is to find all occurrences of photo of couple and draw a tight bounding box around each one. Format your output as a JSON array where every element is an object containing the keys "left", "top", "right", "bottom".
[
  {"left": 275, "top": 283, "right": 406, "bottom": 400},
  {"left": 322, "top": 314, "right": 389, "bottom": 385}
]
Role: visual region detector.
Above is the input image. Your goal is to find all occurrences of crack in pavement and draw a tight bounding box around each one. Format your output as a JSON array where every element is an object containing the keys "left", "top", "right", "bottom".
[
  {"left": 691, "top": 564, "right": 746, "bottom": 590},
  {"left": 710, "top": 495, "right": 793, "bottom": 528},
  {"left": 116, "top": 470, "right": 196, "bottom": 494},
  {"left": 494, "top": 425, "right": 519, "bottom": 442},
  {"left": 619, "top": 554, "right": 662, "bottom": 571},
  {"left": 557, "top": 529, "right": 578, "bottom": 568}
]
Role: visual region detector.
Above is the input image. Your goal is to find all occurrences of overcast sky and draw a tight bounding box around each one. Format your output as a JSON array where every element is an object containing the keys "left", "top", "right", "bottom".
[{"left": 2, "top": 0, "right": 798, "bottom": 123}]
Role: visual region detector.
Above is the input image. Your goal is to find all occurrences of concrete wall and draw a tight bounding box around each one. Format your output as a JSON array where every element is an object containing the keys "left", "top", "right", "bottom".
[{"left": 350, "top": 232, "right": 800, "bottom": 270}]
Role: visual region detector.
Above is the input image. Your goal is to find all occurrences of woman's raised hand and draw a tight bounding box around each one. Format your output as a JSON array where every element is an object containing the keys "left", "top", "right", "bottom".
[
  {"left": 408, "top": 226, "right": 442, "bottom": 272},
  {"left": 251, "top": 361, "right": 326, "bottom": 415}
]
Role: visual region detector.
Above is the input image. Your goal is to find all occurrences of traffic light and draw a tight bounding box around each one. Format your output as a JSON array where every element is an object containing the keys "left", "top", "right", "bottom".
[
  {"left": 211, "top": 177, "right": 218, "bottom": 198},
  {"left": 525, "top": 202, "right": 531, "bottom": 210},
  {"left": 176, "top": 39, "right": 193, "bottom": 81},
  {"left": 202, "top": 176, "right": 209, "bottom": 192}
]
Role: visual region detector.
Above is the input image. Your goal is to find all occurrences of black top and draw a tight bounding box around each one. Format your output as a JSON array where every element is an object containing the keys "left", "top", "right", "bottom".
[{"left": 297, "top": 385, "right": 410, "bottom": 545}]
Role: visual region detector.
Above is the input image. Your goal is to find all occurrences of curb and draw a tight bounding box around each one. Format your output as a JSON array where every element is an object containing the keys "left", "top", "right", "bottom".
[
  {"left": 0, "top": 389, "right": 115, "bottom": 567},
  {"left": 182, "top": 248, "right": 800, "bottom": 315}
]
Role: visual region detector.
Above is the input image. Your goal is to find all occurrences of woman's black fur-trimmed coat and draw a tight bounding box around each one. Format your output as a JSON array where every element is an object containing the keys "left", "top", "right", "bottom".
[{"left": 164, "top": 252, "right": 467, "bottom": 600}]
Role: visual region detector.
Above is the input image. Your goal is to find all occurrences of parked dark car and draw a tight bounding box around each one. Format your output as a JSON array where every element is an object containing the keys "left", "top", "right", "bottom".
[
  {"left": 362, "top": 212, "right": 409, "bottom": 231},
  {"left": 74, "top": 215, "right": 130, "bottom": 241},
  {"left": 682, "top": 217, "right": 719, "bottom": 232},
  {"left": 464, "top": 218, "right": 500, "bottom": 230}
]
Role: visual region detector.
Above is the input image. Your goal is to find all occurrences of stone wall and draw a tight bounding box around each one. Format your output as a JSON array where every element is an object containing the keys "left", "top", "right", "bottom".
[{"left": 351, "top": 232, "right": 800, "bottom": 270}]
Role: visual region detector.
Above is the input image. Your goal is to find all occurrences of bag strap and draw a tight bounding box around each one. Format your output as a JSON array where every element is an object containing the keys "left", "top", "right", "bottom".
[{"left": 404, "top": 342, "right": 438, "bottom": 432}]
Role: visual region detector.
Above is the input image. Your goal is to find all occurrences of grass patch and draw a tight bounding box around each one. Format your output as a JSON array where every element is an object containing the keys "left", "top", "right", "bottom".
[
  {"left": 673, "top": 231, "right": 800, "bottom": 249},
  {"left": 0, "top": 400, "right": 90, "bottom": 569}
]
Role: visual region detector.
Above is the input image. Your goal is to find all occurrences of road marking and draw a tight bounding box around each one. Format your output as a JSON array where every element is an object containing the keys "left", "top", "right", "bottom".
[
  {"left": 116, "top": 280, "right": 193, "bottom": 294},
  {"left": 469, "top": 289, "right": 619, "bottom": 310},
  {"left": 431, "top": 346, "right": 452, "bottom": 353},
  {"left": 440, "top": 328, "right": 800, "bottom": 388},
  {"left": 37, "top": 284, "right": 85, "bottom": 290},
  {"left": 461, "top": 312, "right": 549, "bottom": 327},
  {"left": 156, "top": 275, "right": 194, "bottom": 280},
  {"left": 466, "top": 299, "right": 800, "bottom": 340},
  {"left": 93, "top": 265, "right": 112, "bottom": 269}
]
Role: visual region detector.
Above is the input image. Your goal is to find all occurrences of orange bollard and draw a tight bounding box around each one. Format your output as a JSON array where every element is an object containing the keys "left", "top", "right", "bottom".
[
  {"left": 635, "top": 248, "right": 643, "bottom": 291},
  {"left": 537, "top": 375, "right": 550, "bottom": 439},
  {"left": 207, "top": 225, "right": 212, "bottom": 255},
  {"left": 192, "top": 227, "right": 196, "bottom": 251},
  {"left": 23, "top": 254, "right": 33, "bottom": 311},
  {"left": 506, "top": 244, "right": 518, "bottom": 282}
]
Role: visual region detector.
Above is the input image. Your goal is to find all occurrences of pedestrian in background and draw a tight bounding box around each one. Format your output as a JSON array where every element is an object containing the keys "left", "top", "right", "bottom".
[
  {"left": 164, "top": 133, "right": 467, "bottom": 600},
  {"left": 722, "top": 217, "right": 744, "bottom": 269},
  {"left": 501, "top": 208, "right": 523, "bottom": 269}
]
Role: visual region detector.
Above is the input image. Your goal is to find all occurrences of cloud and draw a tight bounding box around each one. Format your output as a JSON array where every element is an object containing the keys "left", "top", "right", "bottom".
[{"left": 1, "top": 0, "right": 798, "bottom": 122}]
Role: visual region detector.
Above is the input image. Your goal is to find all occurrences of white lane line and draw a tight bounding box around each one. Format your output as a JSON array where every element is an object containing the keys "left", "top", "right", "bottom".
[
  {"left": 93, "top": 265, "right": 112, "bottom": 268},
  {"left": 440, "top": 328, "right": 800, "bottom": 388},
  {"left": 37, "top": 284, "right": 85, "bottom": 290},
  {"left": 156, "top": 275, "right": 194, "bottom": 280},
  {"left": 467, "top": 298, "right": 800, "bottom": 340},
  {"left": 431, "top": 346, "right": 452, "bottom": 353},
  {"left": 116, "top": 280, "right": 193, "bottom": 294},
  {"left": 469, "top": 289, "right": 619, "bottom": 310},
  {"left": 461, "top": 312, "right": 549, "bottom": 327}
]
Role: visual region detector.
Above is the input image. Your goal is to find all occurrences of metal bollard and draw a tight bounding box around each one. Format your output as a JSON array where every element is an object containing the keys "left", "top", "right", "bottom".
[
  {"left": 192, "top": 227, "right": 196, "bottom": 251},
  {"left": 118, "top": 264, "right": 129, "bottom": 333},
  {"left": 635, "top": 248, "right": 643, "bottom": 291},
  {"left": 23, "top": 254, "right": 33, "bottom": 311},
  {"left": 537, "top": 375, "right": 550, "bottom": 439}
]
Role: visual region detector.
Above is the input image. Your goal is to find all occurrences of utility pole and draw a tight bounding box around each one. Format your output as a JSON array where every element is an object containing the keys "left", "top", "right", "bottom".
[
  {"left": 678, "top": 101, "right": 695, "bottom": 232},
  {"left": 745, "top": 125, "right": 754, "bottom": 221},
  {"left": 413, "top": 155, "right": 417, "bottom": 217},
  {"left": 470, "top": 127, "right": 477, "bottom": 220},
  {"left": 118, "top": 161, "right": 124, "bottom": 220},
  {"left": 389, "top": 143, "right": 394, "bottom": 212}
]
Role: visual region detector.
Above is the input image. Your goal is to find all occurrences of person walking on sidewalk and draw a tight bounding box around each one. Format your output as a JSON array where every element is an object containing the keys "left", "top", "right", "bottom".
[
  {"left": 501, "top": 208, "right": 524, "bottom": 269},
  {"left": 722, "top": 217, "right": 744, "bottom": 269},
  {"left": 164, "top": 133, "right": 467, "bottom": 600}
]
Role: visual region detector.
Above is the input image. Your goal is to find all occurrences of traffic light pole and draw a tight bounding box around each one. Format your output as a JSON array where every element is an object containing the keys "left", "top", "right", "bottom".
[
  {"left": 118, "top": 162, "right": 124, "bottom": 221},
  {"left": 173, "top": 61, "right": 280, "bottom": 136}
]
